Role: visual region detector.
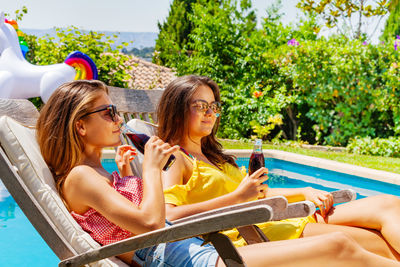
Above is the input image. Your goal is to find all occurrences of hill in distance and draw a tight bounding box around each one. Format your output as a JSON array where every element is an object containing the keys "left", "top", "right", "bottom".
[{"left": 22, "top": 28, "right": 158, "bottom": 50}]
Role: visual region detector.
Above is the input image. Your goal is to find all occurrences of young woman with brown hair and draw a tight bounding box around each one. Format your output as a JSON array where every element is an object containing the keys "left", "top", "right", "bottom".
[
  {"left": 35, "top": 79, "right": 400, "bottom": 267},
  {"left": 158, "top": 75, "right": 400, "bottom": 261}
]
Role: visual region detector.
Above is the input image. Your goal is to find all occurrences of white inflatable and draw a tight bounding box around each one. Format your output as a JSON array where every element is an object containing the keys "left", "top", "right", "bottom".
[{"left": 0, "top": 12, "right": 75, "bottom": 102}]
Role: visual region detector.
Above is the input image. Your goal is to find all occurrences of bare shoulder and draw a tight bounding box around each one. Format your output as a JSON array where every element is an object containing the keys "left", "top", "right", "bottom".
[
  {"left": 63, "top": 165, "right": 111, "bottom": 211},
  {"left": 67, "top": 165, "right": 106, "bottom": 187},
  {"left": 161, "top": 151, "right": 189, "bottom": 188}
]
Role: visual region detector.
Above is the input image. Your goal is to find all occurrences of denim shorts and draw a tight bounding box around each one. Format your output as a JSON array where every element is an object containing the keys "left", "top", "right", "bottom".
[{"left": 133, "top": 222, "right": 218, "bottom": 266}]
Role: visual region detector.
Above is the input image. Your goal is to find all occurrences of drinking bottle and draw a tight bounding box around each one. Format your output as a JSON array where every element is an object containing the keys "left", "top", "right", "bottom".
[
  {"left": 248, "top": 139, "right": 265, "bottom": 175},
  {"left": 120, "top": 123, "right": 176, "bottom": 171}
]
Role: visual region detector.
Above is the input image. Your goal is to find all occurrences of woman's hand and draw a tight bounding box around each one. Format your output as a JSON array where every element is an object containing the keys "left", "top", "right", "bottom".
[
  {"left": 302, "top": 187, "right": 333, "bottom": 217},
  {"left": 115, "top": 145, "right": 137, "bottom": 177},
  {"left": 234, "top": 167, "right": 269, "bottom": 202},
  {"left": 143, "top": 136, "right": 180, "bottom": 172}
]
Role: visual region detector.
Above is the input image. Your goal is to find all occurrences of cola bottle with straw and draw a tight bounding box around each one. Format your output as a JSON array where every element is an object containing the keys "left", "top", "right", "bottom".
[{"left": 120, "top": 123, "right": 176, "bottom": 171}]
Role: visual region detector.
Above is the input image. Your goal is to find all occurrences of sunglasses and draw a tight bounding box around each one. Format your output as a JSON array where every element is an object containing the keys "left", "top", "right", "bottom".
[
  {"left": 81, "top": 104, "right": 118, "bottom": 122},
  {"left": 191, "top": 100, "right": 221, "bottom": 117}
]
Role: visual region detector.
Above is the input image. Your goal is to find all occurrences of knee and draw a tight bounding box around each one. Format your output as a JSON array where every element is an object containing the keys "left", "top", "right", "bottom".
[
  {"left": 325, "top": 232, "right": 359, "bottom": 257},
  {"left": 375, "top": 194, "right": 400, "bottom": 212}
]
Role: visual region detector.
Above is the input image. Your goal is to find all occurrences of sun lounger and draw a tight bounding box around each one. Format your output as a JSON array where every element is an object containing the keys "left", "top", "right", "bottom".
[{"left": 0, "top": 113, "right": 277, "bottom": 267}]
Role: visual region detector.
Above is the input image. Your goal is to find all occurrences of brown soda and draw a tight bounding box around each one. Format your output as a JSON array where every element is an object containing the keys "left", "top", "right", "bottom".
[
  {"left": 248, "top": 139, "right": 265, "bottom": 175},
  {"left": 124, "top": 128, "right": 176, "bottom": 171}
]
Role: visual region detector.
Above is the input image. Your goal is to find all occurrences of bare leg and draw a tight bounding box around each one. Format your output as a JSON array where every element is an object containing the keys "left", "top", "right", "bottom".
[
  {"left": 302, "top": 221, "right": 400, "bottom": 260},
  {"left": 215, "top": 232, "right": 400, "bottom": 267},
  {"left": 318, "top": 194, "right": 400, "bottom": 254}
]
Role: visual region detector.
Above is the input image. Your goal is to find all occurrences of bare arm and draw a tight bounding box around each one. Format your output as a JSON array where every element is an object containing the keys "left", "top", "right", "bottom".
[
  {"left": 267, "top": 187, "right": 334, "bottom": 217},
  {"left": 267, "top": 187, "right": 307, "bottom": 202},
  {"left": 161, "top": 153, "right": 269, "bottom": 221},
  {"left": 64, "top": 136, "right": 179, "bottom": 235}
]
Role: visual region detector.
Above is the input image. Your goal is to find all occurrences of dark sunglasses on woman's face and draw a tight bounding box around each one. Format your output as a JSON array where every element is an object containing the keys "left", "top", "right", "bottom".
[{"left": 81, "top": 104, "right": 118, "bottom": 122}]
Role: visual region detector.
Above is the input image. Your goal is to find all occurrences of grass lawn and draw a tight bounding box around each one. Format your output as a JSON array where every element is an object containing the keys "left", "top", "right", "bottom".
[{"left": 220, "top": 140, "right": 400, "bottom": 175}]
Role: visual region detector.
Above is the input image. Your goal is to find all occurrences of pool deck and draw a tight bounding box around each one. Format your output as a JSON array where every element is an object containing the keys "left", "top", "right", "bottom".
[{"left": 102, "top": 149, "right": 400, "bottom": 186}]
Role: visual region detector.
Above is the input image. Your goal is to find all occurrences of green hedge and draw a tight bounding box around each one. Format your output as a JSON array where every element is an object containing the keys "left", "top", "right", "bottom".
[
  {"left": 287, "top": 37, "right": 400, "bottom": 145},
  {"left": 347, "top": 136, "right": 400, "bottom": 157}
]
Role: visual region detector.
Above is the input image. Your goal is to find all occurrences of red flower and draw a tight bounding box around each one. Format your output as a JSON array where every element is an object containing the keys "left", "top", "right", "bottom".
[{"left": 253, "top": 91, "right": 263, "bottom": 98}]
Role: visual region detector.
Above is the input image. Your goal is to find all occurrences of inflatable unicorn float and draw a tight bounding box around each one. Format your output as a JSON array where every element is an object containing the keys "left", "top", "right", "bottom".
[{"left": 0, "top": 12, "right": 98, "bottom": 102}]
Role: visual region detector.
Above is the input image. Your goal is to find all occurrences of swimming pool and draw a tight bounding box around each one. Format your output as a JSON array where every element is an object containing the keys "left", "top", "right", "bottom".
[
  {"left": 236, "top": 158, "right": 400, "bottom": 199},
  {"left": 1, "top": 157, "right": 400, "bottom": 266}
]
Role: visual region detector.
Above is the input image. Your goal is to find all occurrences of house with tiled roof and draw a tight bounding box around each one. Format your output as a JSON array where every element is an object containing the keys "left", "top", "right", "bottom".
[{"left": 125, "top": 55, "right": 176, "bottom": 89}]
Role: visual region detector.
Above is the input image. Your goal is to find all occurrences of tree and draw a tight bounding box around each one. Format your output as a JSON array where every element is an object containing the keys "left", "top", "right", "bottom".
[
  {"left": 381, "top": 0, "right": 400, "bottom": 40},
  {"left": 4, "top": 6, "right": 27, "bottom": 21},
  {"left": 153, "top": 0, "right": 197, "bottom": 67},
  {"left": 297, "top": 0, "right": 389, "bottom": 40}
]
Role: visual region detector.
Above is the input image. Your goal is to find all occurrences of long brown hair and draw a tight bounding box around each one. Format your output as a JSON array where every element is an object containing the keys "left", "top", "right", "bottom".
[
  {"left": 36, "top": 80, "right": 109, "bottom": 196},
  {"left": 157, "top": 75, "right": 237, "bottom": 168}
]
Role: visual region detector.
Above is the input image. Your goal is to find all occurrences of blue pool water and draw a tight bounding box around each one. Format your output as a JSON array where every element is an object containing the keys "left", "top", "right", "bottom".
[
  {"left": 1, "top": 157, "right": 400, "bottom": 266},
  {"left": 236, "top": 158, "right": 400, "bottom": 199}
]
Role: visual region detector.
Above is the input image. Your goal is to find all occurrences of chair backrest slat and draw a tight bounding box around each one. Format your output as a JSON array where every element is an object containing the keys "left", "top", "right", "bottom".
[
  {"left": 0, "top": 98, "right": 39, "bottom": 126},
  {"left": 108, "top": 86, "right": 164, "bottom": 123}
]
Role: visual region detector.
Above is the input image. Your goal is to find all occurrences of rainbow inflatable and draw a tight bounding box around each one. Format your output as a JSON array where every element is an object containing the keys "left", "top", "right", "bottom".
[
  {"left": 0, "top": 11, "right": 99, "bottom": 102},
  {"left": 4, "top": 18, "right": 29, "bottom": 58},
  {"left": 3, "top": 18, "right": 97, "bottom": 80},
  {"left": 65, "top": 51, "right": 98, "bottom": 80}
]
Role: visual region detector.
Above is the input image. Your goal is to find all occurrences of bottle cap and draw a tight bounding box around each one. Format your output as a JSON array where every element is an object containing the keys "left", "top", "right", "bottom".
[{"left": 255, "top": 139, "right": 262, "bottom": 146}]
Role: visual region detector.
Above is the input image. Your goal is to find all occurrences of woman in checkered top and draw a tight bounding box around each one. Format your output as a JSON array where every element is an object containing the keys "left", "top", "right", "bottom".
[{"left": 36, "top": 79, "right": 400, "bottom": 266}]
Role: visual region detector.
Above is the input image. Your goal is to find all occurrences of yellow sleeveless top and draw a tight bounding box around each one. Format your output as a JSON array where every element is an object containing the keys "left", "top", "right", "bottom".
[{"left": 164, "top": 153, "right": 316, "bottom": 247}]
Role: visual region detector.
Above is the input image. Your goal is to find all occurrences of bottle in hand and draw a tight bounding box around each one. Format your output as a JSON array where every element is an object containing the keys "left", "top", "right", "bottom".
[
  {"left": 120, "top": 123, "right": 176, "bottom": 171},
  {"left": 248, "top": 139, "right": 265, "bottom": 175}
]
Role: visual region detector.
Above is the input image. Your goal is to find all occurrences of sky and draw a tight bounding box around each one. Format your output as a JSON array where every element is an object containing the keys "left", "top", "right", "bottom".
[{"left": 1, "top": 0, "right": 300, "bottom": 32}]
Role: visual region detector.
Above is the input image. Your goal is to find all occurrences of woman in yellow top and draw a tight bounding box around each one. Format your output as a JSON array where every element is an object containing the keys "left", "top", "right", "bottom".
[{"left": 159, "top": 75, "right": 400, "bottom": 260}]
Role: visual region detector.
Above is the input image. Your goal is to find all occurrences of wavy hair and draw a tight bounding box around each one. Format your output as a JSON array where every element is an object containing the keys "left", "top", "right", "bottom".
[
  {"left": 36, "top": 80, "right": 109, "bottom": 196},
  {"left": 157, "top": 75, "right": 237, "bottom": 168}
]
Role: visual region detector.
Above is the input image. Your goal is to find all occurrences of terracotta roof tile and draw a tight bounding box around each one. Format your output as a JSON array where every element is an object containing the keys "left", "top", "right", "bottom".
[{"left": 125, "top": 55, "right": 176, "bottom": 89}]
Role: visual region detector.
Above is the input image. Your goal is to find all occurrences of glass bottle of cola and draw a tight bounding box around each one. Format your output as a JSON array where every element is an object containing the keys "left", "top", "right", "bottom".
[
  {"left": 248, "top": 139, "right": 265, "bottom": 175},
  {"left": 120, "top": 123, "right": 176, "bottom": 171}
]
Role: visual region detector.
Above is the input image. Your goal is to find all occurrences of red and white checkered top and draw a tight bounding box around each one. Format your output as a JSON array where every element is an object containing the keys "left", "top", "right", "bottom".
[{"left": 71, "top": 171, "right": 143, "bottom": 245}]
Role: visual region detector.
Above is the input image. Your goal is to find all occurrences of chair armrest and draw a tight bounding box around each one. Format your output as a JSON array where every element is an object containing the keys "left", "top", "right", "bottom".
[
  {"left": 271, "top": 189, "right": 355, "bottom": 220},
  {"left": 170, "top": 189, "right": 354, "bottom": 225},
  {"left": 273, "top": 200, "right": 316, "bottom": 221},
  {"left": 332, "top": 189, "right": 357, "bottom": 203},
  {"left": 59, "top": 205, "right": 273, "bottom": 267},
  {"left": 171, "top": 196, "right": 287, "bottom": 225},
  {"left": 271, "top": 189, "right": 356, "bottom": 221}
]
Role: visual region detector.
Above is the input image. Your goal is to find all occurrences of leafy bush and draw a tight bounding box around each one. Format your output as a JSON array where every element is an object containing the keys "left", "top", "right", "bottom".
[
  {"left": 346, "top": 136, "right": 400, "bottom": 157},
  {"left": 155, "top": 0, "right": 400, "bottom": 147},
  {"left": 288, "top": 37, "right": 400, "bottom": 145},
  {"left": 27, "top": 27, "right": 132, "bottom": 87},
  {"left": 24, "top": 27, "right": 132, "bottom": 108}
]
